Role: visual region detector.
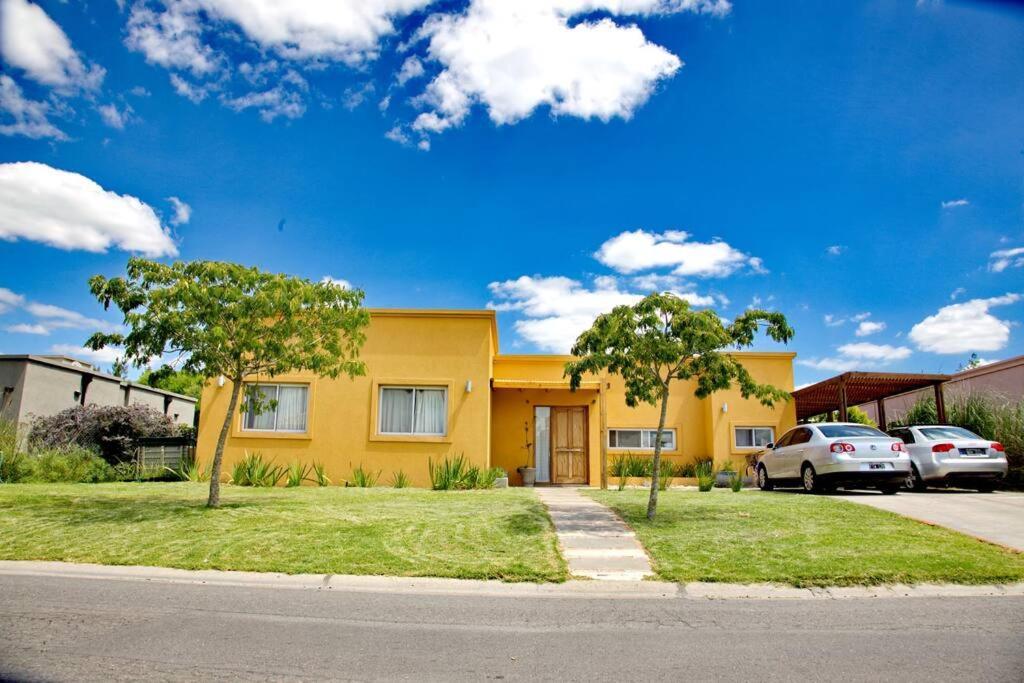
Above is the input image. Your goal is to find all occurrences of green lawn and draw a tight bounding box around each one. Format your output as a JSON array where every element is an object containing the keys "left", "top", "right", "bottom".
[
  {"left": 0, "top": 483, "right": 566, "bottom": 582},
  {"left": 588, "top": 489, "right": 1024, "bottom": 587}
]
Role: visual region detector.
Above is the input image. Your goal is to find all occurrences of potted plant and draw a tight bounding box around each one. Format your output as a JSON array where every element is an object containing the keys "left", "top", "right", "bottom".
[
  {"left": 493, "top": 468, "right": 509, "bottom": 488},
  {"left": 517, "top": 420, "right": 536, "bottom": 487},
  {"left": 715, "top": 459, "right": 737, "bottom": 488}
]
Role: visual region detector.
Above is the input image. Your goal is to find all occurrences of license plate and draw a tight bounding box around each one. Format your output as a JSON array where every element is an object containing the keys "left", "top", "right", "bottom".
[
  {"left": 865, "top": 463, "right": 887, "bottom": 470},
  {"left": 959, "top": 448, "right": 986, "bottom": 456}
]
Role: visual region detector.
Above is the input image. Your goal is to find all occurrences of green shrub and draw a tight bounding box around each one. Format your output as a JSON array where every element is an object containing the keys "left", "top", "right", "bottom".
[
  {"left": 26, "top": 446, "right": 115, "bottom": 483},
  {"left": 429, "top": 454, "right": 468, "bottom": 490},
  {"left": 349, "top": 463, "right": 380, "bottom": 488},
  {"left": 695, "top": 460, "right": 715, "bottom": 492},
  {"left": 677, "top": 462, "right": 696, "bottom": 478},
  {"left": 230, "top": 452, "right": 283, "bottom": 487},
  {"left": 391, "top": 470, "right": 410, "bottom": 488},
  {"left": 717, "top": 459, "right": 736, "bottom": 473},
  {"left": 311, "top": 461, "right": 330, "bottom": 487},
  {"left": 113, "top": 461, "right": 141, "bottom": 481},
  {"left": 729, "top": 471, "right": 744, "bottom": 492},
  {"left": 0, "top": 450, "right": 30, "bottom": 483},
  {"left": 170, "top": 456, "right": 210, "bottom": 483},
  {"left": 28, "top": 404, "right": 178, "bottom": 465},
  {"left": 657, "top": 461, "right": 677, "bottom": 491},
  {"left": 285, "top": 462, "right": 311, "bottom": 487}
]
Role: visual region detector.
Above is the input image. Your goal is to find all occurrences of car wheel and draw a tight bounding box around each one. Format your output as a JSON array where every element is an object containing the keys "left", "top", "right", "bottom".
[
  {"left": 879, "top": 485, "right": 900, "bottom": 495},
  {"left": 801, "top": 464, "right": 819, "bottom": 494},
  {"left": 904, "top": 465, "right": 926, "bottom": 492},
  {"left": 757, "top": 464, "right": 774, "bottom": 491}
]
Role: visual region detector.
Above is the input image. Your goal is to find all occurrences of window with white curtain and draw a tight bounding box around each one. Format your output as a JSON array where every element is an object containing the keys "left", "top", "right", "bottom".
[
  {"left": 379, "top": 386, "right": 447, "bottom": 436},
  {"left": 734, "top": 426, "right": 774, "bottom": 448},
  {"left": 242, "top": 384, "right": 308, "bottom": 432},
  {"left": 608, "top": 428, "right": 676, "bottom": 450}
]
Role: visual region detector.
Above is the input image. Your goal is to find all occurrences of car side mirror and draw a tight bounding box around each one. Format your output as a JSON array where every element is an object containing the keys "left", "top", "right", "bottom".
[{"left": 766, "top": 442, "right": 775, "bottom": 450}]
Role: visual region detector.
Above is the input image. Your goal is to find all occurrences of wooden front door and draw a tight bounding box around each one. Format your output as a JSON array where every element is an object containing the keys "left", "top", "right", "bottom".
[{"left": 551, "top": 406, "right": 588, "bottom": 484}]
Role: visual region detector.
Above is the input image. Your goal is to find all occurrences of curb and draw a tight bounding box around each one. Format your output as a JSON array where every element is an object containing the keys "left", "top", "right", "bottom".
[{"left": 1, "top": 561, "right": 1022, "bottom": 600}]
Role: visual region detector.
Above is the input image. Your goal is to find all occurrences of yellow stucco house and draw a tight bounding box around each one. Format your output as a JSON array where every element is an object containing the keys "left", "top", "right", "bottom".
[{"left": 197, "top": 309, "right": 796, "bottom": 487}]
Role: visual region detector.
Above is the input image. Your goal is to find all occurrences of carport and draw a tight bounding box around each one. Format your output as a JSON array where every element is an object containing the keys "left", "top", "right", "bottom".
[{"left": 792, "top": 372, "right": 951, "bottom": 430}]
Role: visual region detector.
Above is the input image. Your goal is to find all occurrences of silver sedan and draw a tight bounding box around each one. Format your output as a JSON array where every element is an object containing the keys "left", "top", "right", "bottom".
[{"left": 887, "top": 425, "right": 1008, "bottom": 492}]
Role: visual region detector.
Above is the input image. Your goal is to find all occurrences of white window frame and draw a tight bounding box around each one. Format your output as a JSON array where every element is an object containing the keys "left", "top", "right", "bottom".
[
  {"left": 734, "top": 426, "right": 775, "bottom": 449},
  {"left": 607, "top": 428, "right": 677, "bottom": 451},
  {"left": 377, "top": 385, "right": 448, "bottom": 437},
  {"left": 241, "top": 383, "right": 309, "bottom": 433}
]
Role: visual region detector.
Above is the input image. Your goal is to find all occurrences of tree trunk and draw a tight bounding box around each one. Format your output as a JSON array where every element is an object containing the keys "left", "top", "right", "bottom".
[
  {"left": 207, "top": 378, "right": 241, "bottom": 508},
  {"left": 646, "top": 384, "right": 670, "bottom": 521}
]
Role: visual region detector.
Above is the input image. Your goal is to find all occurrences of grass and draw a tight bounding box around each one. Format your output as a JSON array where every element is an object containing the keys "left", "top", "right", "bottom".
[
  {"left": 588, "top": 489, "right": 1024, "bottom": 587},
  {"left": 0, "top": 483, "right": 567, "bottom": 582}
]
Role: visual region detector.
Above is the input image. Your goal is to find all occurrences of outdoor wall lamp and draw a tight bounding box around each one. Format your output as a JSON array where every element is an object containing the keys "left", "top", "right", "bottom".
[
  {"left": 465, "top": 380, "right": 473, "bottom": 393},
  {"left": 722, "top": 402, "right": 729, "bottom": 413}
]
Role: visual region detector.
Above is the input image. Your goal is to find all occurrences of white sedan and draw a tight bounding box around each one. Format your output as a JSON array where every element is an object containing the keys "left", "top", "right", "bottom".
[
  {"left": 887, "top": 425, "right": 1008, "bottom": 492},
  {"left": 756, "top": 422, "right": 911, "bottom": 494}
]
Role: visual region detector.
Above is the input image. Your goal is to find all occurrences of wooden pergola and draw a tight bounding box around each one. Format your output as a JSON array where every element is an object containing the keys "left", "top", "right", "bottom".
[{"left": 791, "top": 371, "right": 951, "bottom": 430}]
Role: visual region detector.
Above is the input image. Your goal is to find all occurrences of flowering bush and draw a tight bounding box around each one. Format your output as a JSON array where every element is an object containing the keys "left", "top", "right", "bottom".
[{"left": 28, "top": 404, "right": 180, "bottom": 465}]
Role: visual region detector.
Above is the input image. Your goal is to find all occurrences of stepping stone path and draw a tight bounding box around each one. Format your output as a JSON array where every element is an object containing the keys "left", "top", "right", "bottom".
[{"left": 536, "top": 487, "right": 653, "bottom": 581}]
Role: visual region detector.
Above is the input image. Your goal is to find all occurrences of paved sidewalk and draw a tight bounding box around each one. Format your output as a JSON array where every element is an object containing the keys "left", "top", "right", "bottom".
[
  {"left": 535, "top": 487, "right": 653, "bottom": 581},
  {"left": 834, "top": 490, "right": 1024, "bottom": 551}
]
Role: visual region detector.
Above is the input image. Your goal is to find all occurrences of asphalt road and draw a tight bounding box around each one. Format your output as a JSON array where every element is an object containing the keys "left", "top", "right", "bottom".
[{"left": 1, "top": 573, "right": 1022, "bottom": 682}]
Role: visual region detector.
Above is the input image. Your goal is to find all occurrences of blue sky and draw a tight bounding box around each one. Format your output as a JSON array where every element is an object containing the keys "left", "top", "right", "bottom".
[{"left": 0, "top": 0, "right": 1022, "bottom": 386}]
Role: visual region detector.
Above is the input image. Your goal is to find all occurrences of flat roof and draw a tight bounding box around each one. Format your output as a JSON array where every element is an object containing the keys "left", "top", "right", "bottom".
[
  {"left": 0, "top": 354, "right": 198, "bottom": 403},
  {"left": 792, "top": 371, "right": 949, "bottom": 421}
]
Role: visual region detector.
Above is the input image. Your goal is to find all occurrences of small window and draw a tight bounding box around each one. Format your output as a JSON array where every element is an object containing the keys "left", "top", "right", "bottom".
[
  {"left": 608, "top": 428, "right": 676, "bottom": 451},
  {"left": 919, "top": 426, "right": 980, "bottom": 441},
  {"left": 735, "top": 426, "right": 774, "bottom": 449},
  {"left": 774, "top": 429, "right": 796, "bottom": 448},
  {"left": 789, "top": 427, "right": 813, "bottom": 445},
  {"left": 890, "top": 429, "right": 915, "bottom": 444},
  {"left": 378, "top": 386, "right": 447, "bottom": 436},
  {"left": 242, "top": 384, "right": 308, "bottom": 432}
]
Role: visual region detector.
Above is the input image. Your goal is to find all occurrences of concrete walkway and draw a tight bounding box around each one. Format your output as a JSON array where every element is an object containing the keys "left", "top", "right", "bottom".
[
  {"left": 835, "top": 490, "right": 1024, "bottom": 551},
  {"left": 535, "top": 487, "right": 653, "bottom": 581}
]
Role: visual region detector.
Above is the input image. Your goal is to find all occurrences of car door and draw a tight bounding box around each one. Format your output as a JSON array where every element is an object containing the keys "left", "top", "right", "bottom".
[
  {"left": 766, "top": 428, "right": 796, "bottom": 478},
  {"left": 779, "top": 427, "right": 812, "bottom": 478}
]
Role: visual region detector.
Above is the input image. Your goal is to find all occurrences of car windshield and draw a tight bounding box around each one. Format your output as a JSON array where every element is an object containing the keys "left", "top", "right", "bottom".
[
  {"left": 817, "top": 424, "right": 887, "bottom": 438},
  {"left": 919, "top": 426, "right": 981, "bottom": 441}
]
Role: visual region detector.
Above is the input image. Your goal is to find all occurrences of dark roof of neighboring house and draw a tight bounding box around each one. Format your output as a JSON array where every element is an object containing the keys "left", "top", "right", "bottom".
[{"left": 0, "top": 354, "right": 198, "bottom": 403}]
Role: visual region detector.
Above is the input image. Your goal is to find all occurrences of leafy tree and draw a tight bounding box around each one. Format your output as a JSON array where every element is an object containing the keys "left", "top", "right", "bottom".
[
  {"left": 139, "top": 365, "right": 205, "bottom": 406},
  {"left": 564, "top": 293, "right": 793, "bottom": 520},
  {"left": 87, "top": 258, "right": 369, "bottom": 507}
]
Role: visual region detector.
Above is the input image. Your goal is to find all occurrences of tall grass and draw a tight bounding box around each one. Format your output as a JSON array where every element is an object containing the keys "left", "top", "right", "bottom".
[
  {"left": 311, "top": 461, "right": 330, "bottom": 487},
  {"left": 657, "top": 461, "right": 677, "bottom": 491},
  {"left": 230, "top": 452, "right": 284, "bottom": 487},
  {"left": 428, "top": 455, "right": 502, "bottom": 490},
  {"left": 167, "top": 456, "right": 210, "bottom": 483},
  {"left": 391, "top": 470, "right": 410, "bottom": 488},
  {"left": 695, "top": 460, "right": 715, "bottom": 492},
  {"left": 349, "top": 463, "right": 381, "bottom": 488},
  {"left": 285, "top": 462, "right": 311, "bottom": 487}
]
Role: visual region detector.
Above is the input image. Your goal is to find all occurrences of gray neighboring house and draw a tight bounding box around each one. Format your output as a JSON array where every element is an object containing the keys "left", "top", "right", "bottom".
[{"left": 0, "top": 355, "right": 197, "bottom": 432}]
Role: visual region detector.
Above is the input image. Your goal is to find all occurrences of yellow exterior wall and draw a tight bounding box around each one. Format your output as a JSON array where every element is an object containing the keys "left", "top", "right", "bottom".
[
  {"left": 197, "top": 311, "right": 496, "bottom": 488},
  {"left": 197, "top": 311, "right": 796, "bottom": 488}
]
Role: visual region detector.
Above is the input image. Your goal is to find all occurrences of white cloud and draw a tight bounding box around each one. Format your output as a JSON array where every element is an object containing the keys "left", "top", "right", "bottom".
[
  {"left": 6, "top": 323, "right": 48, "bottom": 335},
  {"left": 126, "top": 3, "right": 222, "bottom": 77},
  {"left": 798, "top": 341, "right": 912, "bottom": 373},
  {"left": 825, "top": 311, "right": 870, "bottom": 327},
  {"left": 488, "top": 273, "right": 721, "bottom": 352},
  {"left": 909, "top": 294, "right": 1021, "bottom": 354},
  {"left": 855, "top": 320, "right": 886, "bottom": 337},
  {"left": 169, "top": 74, "right": 210, "bottom": 103},
  {"left": 594, "top": 229, "right": 762, "bottom": 277},
  {"left": 396, "top": 56, "right": 425, "bottom": 85},
  {"left": 989, "top": 247, "right": 1024, "bottom": 273},
  {"left": 50, "top": 343, "right": 123, "bottom": 366},
  {"left": 0, "top": 162, "right": 178, "bottom": 257},
  {"left": 941, "top": 198, "right": 969, "bottom": 209},
  {"left": 220, "top": 76, "right": 308, "bottom": 122},
  {"left": 0, "top": 75, "right": 67, "bottom": 140},
  {"left": 0, "top": 0, "right": 104, "bottom": 92},
  {"left": 950, "top": 286, "right": 966, "bottom": 301},
  {"left": 408, "top": 0, "right": 728, "bottom": 140},
  {"left": 167, "top": 196, "right": 191, "bottom": 225},
  {"left": 24, "top": 302, "right": 120, "bottom": 333},
  {"left": 384, "top": 125, "right": 411, "bottom": 145},
  {"left": 98, "top": 102, "right": 134, "bottom": 130},
  {"left": 0, "top": 287, "right": 25, "bottom": 313},
  {"left": 825, "top": 245, "right": 845, "bottom": 256},
  {"left": 823, "top": 314, "right": 844, "bottom": 327},
  {"left": 837, "top": 342, "right": 911, "bottom": 362},
  {"left": 321, "top": 276, "right": 351, "bottom": 289}
]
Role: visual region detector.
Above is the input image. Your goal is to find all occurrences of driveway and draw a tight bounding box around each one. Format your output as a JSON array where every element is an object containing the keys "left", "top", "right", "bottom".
[{"left": 834, "top": 490, "right": 1024, "bottom": 551}]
